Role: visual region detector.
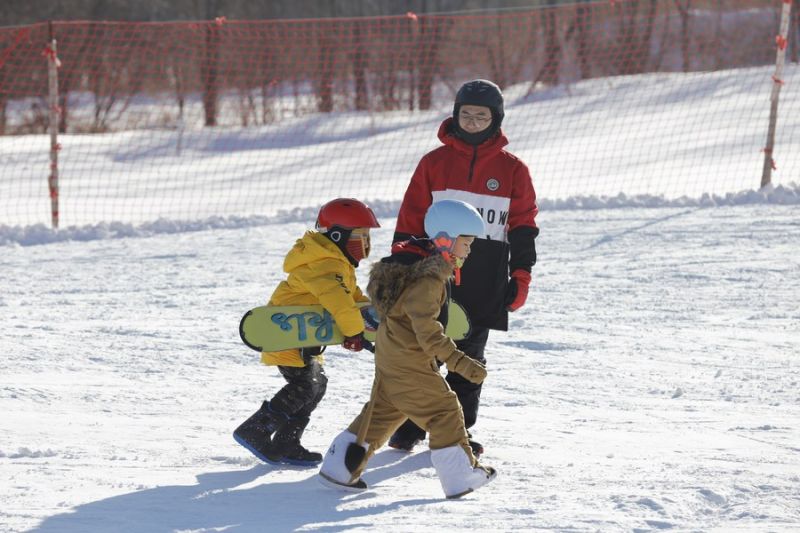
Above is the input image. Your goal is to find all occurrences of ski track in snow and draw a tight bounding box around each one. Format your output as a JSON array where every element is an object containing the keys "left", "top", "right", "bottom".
[{"left": 1, "top": 206, "right": 799, "bottom": 532}]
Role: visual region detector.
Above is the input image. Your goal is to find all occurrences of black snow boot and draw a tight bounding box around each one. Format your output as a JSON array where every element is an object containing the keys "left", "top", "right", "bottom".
[
  {"left": 266, "top": 415, "right": 322, "bottom": 466},
  {"left": 233, "top": 401, "right": 290, "bottom": 463},
  {"left": 468, "top": 439, "right": 484, "bottom": 458},
  {"left": 388, "top": 419, "right": 426, "bottom": 452},
  {"left": 388, "top": 433, "right": 423, "bottom": 452},
  {"left": 467, "top": 432, "right": 484, "bottom": 458}
]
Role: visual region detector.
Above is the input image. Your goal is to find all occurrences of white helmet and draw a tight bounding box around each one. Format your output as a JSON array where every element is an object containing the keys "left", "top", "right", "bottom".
[{"left": 424, "top": 199, "right": 484, "bottom": 253}]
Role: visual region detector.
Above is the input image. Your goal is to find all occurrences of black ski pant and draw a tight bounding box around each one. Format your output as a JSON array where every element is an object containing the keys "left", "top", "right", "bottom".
[
  {"left": 270, "top": 357, "right": 328, "bottom": 418},
  {"left": 391, "top": 326, "right": 490, "bottom": 444}
]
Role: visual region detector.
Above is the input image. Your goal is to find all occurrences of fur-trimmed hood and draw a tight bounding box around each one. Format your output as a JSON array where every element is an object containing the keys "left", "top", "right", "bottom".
[{"left": 367, "top": 239, "right": 452, "bottom": 319}]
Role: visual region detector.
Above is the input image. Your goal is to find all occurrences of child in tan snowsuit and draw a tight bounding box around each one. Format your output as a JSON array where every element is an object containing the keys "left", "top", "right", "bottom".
[{"left": 319, "top": 199, "right": 497, "bottom": 499}]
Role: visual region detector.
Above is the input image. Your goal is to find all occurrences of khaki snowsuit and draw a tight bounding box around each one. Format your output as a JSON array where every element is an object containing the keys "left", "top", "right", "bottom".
[{"left": 346, "top": 250, "right": 476, "bottom": 478}]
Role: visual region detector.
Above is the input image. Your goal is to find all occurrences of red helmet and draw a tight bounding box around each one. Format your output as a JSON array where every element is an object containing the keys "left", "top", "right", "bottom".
[{"left": 316, "top": 198, "right": 380, "bottom": 231}]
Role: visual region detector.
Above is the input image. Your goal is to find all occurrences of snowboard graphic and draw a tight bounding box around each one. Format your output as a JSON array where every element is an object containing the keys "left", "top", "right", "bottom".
[{"left": 239, "top": 300, "right": 471, "bottom": 352}]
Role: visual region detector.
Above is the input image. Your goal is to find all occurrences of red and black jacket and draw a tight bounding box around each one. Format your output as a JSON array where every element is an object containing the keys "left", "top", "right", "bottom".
[{"left": 394, "top": 118, "right": 539, "bottom": 330}]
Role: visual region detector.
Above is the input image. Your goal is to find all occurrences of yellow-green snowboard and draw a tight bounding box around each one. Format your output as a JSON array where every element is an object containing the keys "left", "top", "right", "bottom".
[{"left": 239, "top": 300, "right": 470, "bottom": 352}]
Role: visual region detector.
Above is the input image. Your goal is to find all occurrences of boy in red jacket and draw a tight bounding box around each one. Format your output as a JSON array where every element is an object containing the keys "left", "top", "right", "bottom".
[{"left": 390, "top": 79, "right": 539, "bottom": 457}]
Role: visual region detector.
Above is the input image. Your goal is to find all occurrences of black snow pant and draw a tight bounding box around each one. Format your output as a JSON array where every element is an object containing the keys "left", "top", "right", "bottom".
[
  {"left": 390, "top": 326, "right": 490, "bottom": 444},
  {"left": 270, "top": 356, "right": 328, "bottom": 418}
]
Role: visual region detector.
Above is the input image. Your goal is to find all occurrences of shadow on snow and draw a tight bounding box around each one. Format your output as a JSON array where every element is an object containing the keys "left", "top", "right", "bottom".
[{"left": 32, "top": 450, "right": 439, "bottom": 533}]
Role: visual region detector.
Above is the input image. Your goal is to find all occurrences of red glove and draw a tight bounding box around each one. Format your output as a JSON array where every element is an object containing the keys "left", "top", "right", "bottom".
[
  {"left": 505, "top": 269, "right": 531, "bottom": 312},
  {"left": 343, "top": 332, "right": 366, "bottom": 352}
]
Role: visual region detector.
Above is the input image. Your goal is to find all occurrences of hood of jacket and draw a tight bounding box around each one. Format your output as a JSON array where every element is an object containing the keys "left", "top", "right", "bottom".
[
  {"left": 437, "top": 117, "right": 509, "bottom": 158},
  {"left": 367, "top": 238, "right": 452, "bottom": 319},
  {"left": 283, "top": 230, "right": 347, "bottom": 272}
]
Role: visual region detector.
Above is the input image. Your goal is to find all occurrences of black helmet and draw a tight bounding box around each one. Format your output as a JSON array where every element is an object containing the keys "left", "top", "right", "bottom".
[{"left": 452, "top": 79, "right": 504, "bottom": 146}]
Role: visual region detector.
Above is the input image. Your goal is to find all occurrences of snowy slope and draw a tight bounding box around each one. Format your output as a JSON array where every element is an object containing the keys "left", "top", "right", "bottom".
[
  {"left": 2, "top": 65, "right": 799, "bottom": 228},
  {"left": 2, "top": 205, "right": 799, "bottom": 532}
]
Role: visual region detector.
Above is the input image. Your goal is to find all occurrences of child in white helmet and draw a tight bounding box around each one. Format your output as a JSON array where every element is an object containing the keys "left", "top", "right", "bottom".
[{"left": 319, "top": 199, "right": 496, "bottom": 498}]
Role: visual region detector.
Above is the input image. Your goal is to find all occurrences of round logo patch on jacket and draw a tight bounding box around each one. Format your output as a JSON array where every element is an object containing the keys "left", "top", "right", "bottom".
[{"left": 486, "top": 178, "right": 500, "bottom": 191}]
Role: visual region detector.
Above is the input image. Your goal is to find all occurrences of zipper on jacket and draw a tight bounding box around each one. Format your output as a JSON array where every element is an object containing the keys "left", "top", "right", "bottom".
[{"left": 467, "top": 146, "right": 477, "bottom": 183}]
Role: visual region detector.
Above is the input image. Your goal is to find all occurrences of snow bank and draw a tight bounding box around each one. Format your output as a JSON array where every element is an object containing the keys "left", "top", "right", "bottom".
[{"left": 1, "top": 184, "right": 797, "bottom": 247}]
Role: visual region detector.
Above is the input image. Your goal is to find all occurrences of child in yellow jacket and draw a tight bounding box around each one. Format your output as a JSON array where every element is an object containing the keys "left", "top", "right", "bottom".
[
  {"left": 319, "top": 199, "right": 496, "bottom": 498},
  {"left": 234, "top": 198, "right": 380, "bottom": 466}
]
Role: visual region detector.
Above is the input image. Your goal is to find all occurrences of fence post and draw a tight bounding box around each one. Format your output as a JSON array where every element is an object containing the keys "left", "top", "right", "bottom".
[
  {"left": 760, "top": 0, "right": 793, "bottom": 188},
  {"left": 46, "top": 23, "right": 61, "bottom": 228}
]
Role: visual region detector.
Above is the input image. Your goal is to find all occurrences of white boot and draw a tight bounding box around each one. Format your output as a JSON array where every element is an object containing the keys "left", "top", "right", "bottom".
[
  {"left": 431, "top": 445, "right": 497, "bottom": 499},
  {"left": 318, "top": 430, "right": 368, "bottom": 492}
]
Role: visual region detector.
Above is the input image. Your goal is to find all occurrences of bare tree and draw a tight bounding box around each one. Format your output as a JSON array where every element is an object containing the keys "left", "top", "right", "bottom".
[
  {"left": 650, "top": 2, "right": 672, "bottom": 72},
  {"left": 574, "top": 0, "right": 592, "bottom": 79},
  {"left": 615, "top": 0, "right": 658, "bottom": 75},
  {"left": 0, "top": 53, "right": 6, "bottom": 135},
  {"left": 258, "top": 29, "right": 279, "bottom": 124},
  {"left": 674, "top": 0, "right": 692, "bottom": 72},
  {"left": 417, "top": 15, "right": 449, "bottom": 110},
  {"left": 352, "top": 20, "right": 369, "bottom": 111},
  {"left": 792, "top": 0, "right": 799, "bottom": 64},
  {"left": 85, "top": 28, "right": 148, "bottom": 132},
  {"left": 540, "top": 0, "right": 561, "bottom": 85},
  {"left": 559, "top": 0, "right": 593, "bottom": 81},
  {"left": 488, "top": 14, "right": 535, "bottom": 89},
  {"left": 49, "top": 22, "right": 96, "bottom": 133},
  {"left": 201, "top": 21, "right": 221, "bottom": 126},
  {"left": 197, "top": 0, "right": 222, "bottom": 126},
  {"left": 486, "top": 18, "right": 509, "bottom": 88},
  {"left": 316, "top": 22, "right": 335, "bottom": 113},
  {"left": 713, "top": 0, "right": 723, "bottom": 69},
  {"left": 374, "top": 29, "right": 400, "bottom": 112}
]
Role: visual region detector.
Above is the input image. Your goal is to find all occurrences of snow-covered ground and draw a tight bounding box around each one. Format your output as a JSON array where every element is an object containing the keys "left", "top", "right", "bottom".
[
  {"left": 2, "top": 56, "right": 799, "bottom": 531},
  {"left": 2, "top": 203, "right": 799, "bottom": 532}
]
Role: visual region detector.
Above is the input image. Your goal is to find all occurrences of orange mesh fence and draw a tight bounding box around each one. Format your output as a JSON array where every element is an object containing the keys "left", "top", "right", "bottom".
[{"left": 0, "top": 0, "right": 797, "bottom": 226}]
